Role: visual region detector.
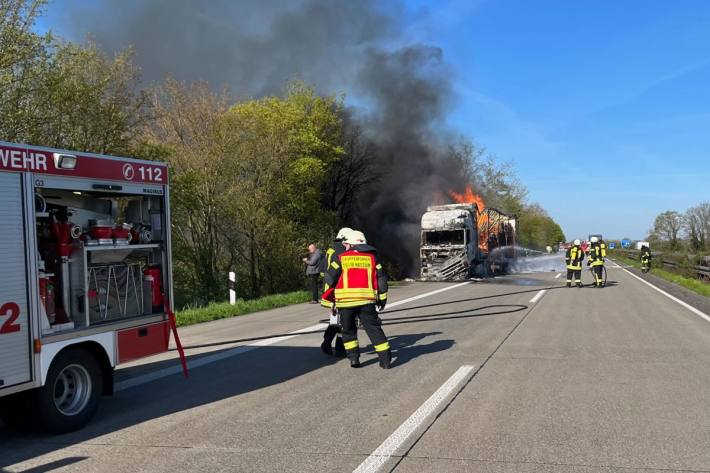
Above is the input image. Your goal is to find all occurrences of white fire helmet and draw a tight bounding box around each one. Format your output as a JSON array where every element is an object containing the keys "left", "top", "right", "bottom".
[
  {"left": 590, "top": 236, "right": 599, "bottom": 243},
  {"left": 573, "top": 239, "right": 581, "bottom": 246},
  {"left": 335, "top": 227, "right": 353, "bottom": 241},
  {"left": 344, "top": 230, "right": 367, "bottom": 245}
]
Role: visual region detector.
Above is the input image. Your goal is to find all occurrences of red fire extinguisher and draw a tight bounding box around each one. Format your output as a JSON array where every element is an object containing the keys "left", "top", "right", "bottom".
[
  {"left": 143, "top": 267, "right": 163, "bottom": 311},
  {"left": 39, "top": 275, "right": 56, "bottom": 323}
]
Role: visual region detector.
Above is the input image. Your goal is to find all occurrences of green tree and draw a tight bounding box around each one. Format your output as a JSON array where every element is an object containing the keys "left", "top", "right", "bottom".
[
  {"left": 684, "top": 202, "right": 710, "bottom": 252},
  {"left": 141, "top": 80, "right": 344, "bottom": 304},
  {"left": 1, "top": 1, "right": 149, "bottom": 154},
  {"left": 0, "top": 0, "right": 52, "bottom": 140},
  {"left": 517, "top": 203, "right": 565, "bottom": 250},
  {"left": 650, "top": 210, "right": 683, "bottom": 250}
]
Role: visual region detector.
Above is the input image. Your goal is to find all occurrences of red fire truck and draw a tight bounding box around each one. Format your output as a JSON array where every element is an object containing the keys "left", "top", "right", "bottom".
[{"left": 0, "top": 141, "right": 182, "bottom": 432}]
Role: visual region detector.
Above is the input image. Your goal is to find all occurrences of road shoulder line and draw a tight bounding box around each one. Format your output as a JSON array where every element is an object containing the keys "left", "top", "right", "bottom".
[
  {"left": 117, "top": 283, "right": 472, "bottom": 391},
  {"left": 616, "top": 264, "right": 710, "bottom": 323}
]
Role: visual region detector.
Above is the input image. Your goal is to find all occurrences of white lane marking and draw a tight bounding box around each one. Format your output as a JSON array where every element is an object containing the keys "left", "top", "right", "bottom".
[
  {"left": 529, "top": 289, "right": 546, "bottom": 303},
  {"left": 616, "top": 264, "right": 710, "bottom": 323},
  {"left": 353, "top": 365, "right": 475, "bottom": 473},
  {"left": 555, "top": 273, "right": 562, "bottom": 279},
  {"left": 117, "top": 283, "right": 472, "bottom": 391},
  {"left": 116, "top": 323, "right": 327, "bottom": 391},
  {"left": 385, "top": 281, "right": 470, "bottom": 309}
]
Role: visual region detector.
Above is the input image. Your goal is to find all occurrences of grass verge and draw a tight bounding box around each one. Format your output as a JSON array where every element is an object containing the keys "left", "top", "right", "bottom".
[
  {"left": 611, "top": 253, "right": 710, "bottom": 298},
  {"left": 176, "top": 290, "right": 311, "bottom": 327}
]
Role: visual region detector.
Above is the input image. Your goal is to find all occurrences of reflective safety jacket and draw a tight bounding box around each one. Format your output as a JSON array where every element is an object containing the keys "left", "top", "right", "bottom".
[
  {"left": 321, "top": 244, "right": 388, "bottom": 308},
  {"left": 320, "top": 241, "right": 346, "bottom": 308},
  {"left": 565, "top": 245, "right": 584, "bottom": 270},
  {"left": 640, "top": 248, "right": 651, "bottom": 263},
  {"left": 587, "top": 243, "right": 605, "bottom": 267}
]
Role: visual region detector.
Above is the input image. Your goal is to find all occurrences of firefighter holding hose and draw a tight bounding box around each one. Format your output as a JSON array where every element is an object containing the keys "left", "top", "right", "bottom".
[
  {"left": 319, "top": 227, "right": 353, "bottom": 357},
  {"left": 565, "top": 239, "right": 584, "bottom": 288},
  {"left": 321, "top": 230, "right": 391, "bottom": 369}
]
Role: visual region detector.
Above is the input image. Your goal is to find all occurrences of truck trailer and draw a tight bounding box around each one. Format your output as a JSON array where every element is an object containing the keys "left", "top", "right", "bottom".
[
  {"left": 0, "top": 141, "right": 182, "bottom": 432},
  {"left": 419, "top": 203, "right": 516, "bottom": 280}
]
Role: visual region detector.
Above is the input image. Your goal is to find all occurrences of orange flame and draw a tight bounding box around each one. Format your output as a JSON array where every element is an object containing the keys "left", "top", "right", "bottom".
[
  {"left": 448, "top": 185, "right": 485, "bottom": 211},
  {"left": 448, "top": 185, "right": 491, "bottom": 251}
]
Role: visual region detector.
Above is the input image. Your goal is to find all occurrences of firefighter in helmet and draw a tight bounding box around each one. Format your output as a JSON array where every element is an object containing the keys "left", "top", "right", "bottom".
[
  {"left": 319, "top": 227, "right": 352, "bottom": 357},
  {"left": 322, "top": 230, "right": 391, "bottom": 369},
  {"left": 587, "top": 236, "right": 606, "bottom": 287},
  {"left": 640, "top": 244, "right": 652, "bottom": 273},
  {"left": 565, "top": 239, "right": 584, "bottom": 288}
]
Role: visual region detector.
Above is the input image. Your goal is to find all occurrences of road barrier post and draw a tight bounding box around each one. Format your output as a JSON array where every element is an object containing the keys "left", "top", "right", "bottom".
[{"left": 229, "top": 271, "right": 236, "bottom": 305}]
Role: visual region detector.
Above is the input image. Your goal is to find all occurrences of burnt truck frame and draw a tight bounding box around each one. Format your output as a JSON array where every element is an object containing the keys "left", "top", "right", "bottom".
[{"left": 419, "top": 203, "right": 517, "bottom": 281}]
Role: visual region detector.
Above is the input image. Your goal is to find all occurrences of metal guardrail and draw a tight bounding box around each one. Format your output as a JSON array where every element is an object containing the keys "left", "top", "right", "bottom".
[{"left": 616, "top": 249, "right": 710, "bottom": 280}]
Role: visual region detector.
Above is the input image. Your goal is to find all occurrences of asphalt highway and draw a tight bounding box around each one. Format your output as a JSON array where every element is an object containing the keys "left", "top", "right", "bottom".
[{"left": 3, "top": 260, "right": 710, "bottom": 473}]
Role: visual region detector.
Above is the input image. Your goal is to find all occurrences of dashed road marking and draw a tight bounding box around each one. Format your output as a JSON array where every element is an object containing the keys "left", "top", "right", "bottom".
[
  {"left": 555, "top": 273, "right": 562, "bottom": 279},
  {"left": 529, "top": 289, "right": 547, "bottom": 303},
  {"left": 353, "top": 365, "right": 476, "bottom": 473}
]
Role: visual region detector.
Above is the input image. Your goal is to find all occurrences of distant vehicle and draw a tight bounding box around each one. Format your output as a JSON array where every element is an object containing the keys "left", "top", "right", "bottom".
[{"left": 636, "top": 241, "right": 650, "bottom": 250}]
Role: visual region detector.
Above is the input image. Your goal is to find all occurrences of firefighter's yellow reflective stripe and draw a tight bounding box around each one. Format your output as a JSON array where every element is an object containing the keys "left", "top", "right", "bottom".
[
  {"left": 379, "top": 293, "right": 387, "bottom": 300},
  {"left": 336, "top": 298, "right": 376, "bottom": 305},
  {"left": 374, "top": 342, "right": 390, "bottom": 352},
  {"left": 331, "top": 261, "right": 340, "bottom": 269},
  {"left": 335, "top": 300, "right": 371, "bottom": 308},
  {"left": 344, "top": 340, "right": 359, "bottom": 350},
  {"left": 337, "top": 291, "right": 377, "bottom": 296}
]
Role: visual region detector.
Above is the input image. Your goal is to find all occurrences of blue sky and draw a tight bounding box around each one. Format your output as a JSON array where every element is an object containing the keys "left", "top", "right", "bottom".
[
  {"left": 404, "top": 0, "right": 710, "bottom": 240},
  {"left": 38, "top": 0, "right": 709, "bottom": 240}
]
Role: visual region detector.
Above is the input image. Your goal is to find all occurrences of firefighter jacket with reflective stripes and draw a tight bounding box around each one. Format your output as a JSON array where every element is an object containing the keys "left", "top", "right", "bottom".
[
  {"left": 321, "top": 244, "right": 388, "bottom": 308},
  {"left": 640, "top": 248, "right": 651, "bottom": 263},
  {"left": 320, "top": 241, "right": 346, "bottom": 308},
  {"left": 587, "top": 243, "right": 605, "bottom": 267},
  {"left": 565, "top": 245, "right": 584, "bottom": 270}
]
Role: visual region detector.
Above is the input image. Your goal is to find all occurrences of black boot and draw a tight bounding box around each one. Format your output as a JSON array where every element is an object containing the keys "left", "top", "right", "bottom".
[
  {"left": 349, "top": 357, "right": 361, "bottom": 368},
  {"left": 576, "top": 283, "right": 582, "bottom": 288},
  {"left": 378, "top": 349, "right": 392, "bottom": 369},
  {"left": 566, "top": 282, "right": 571, "bottom": 288},
  {"left": 320, "top": 340, "right": 333, "bottom": 356},
  {"left": 333, "top": 336, "right": 346, "bottom": 358}
]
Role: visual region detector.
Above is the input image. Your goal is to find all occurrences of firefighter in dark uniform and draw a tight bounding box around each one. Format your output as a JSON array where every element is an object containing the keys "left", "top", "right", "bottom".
[
  {"left": 640, "top": 245, "right": 652, "bottom": 272},
  {"left": 565, "top": 239, "right": 584, "bottom": 288},
  {"left": 587, "top": 236, "right": 606, "bottom": 287},
  {"left": 322, "top": 230, "right": 391, "bottom": 369},
  {"left": 319, "top": 227, "right": 352, "bottom": 357}
]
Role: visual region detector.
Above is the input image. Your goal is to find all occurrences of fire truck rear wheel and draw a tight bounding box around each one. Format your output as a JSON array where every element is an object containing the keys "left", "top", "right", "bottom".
[{"left": 36, "top": 348, "right": 103, "bottom": 433}]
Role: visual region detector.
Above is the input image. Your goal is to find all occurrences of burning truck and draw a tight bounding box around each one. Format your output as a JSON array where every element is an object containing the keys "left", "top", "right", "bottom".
[{"left": 419, "top": 187, "right": 517, "bottom": 280}]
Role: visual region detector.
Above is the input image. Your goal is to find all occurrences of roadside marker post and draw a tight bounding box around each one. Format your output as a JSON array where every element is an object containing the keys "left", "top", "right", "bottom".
[{"left": 229, "top": 271, "right": 237, "bottom": 305}]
